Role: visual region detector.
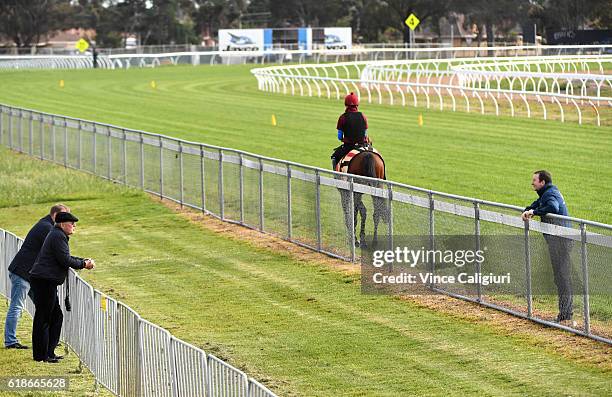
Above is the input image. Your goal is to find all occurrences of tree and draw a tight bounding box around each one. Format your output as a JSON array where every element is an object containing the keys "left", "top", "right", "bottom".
[
  {"left": 531, "top": 0, "right": 611, "bottom": 32},
  {"left": 192, "top": 0, "right": 244, "bottom": 42},
  {"left": 376, "top": 0, "right": 454, "bottom": 43},
  {"left": 265, "top": 0, "right": 343, "bottom": 27},
  {"left": 456, "top": 0, "right": 528, "bottom": 46},
  {"left": 0, "top": 0, "right": 66, "bottom": 47}
]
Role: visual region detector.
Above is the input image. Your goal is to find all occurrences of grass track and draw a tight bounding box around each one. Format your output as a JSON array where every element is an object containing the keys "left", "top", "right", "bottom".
[
  {"left": 0, "top": 147, "right": 611, "bottom": 396},
  {"left": 0, "top": 65, "right": 610, "bottom": 223},
  {"left": 0, "top": 302, "right": 112, "bottom": 397}
]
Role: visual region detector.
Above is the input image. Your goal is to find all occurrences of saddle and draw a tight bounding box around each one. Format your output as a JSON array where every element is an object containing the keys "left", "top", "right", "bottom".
[{"left": 336, "top": 145, "right": 384, "bottom": 174}]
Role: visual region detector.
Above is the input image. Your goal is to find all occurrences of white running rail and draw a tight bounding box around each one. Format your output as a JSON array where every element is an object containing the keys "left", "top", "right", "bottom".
[
  {"left": 251, "top": 52, "right": 612, "bottom": 126},
  {"left": 0, "top": 44, "right": 609, "bottom": 70}
]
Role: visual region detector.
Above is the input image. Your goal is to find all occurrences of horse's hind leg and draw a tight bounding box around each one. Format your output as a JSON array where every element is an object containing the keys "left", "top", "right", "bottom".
[
  {"left": 353, "top": 197, "right": 360, "bottom": 247},
  {"left": 372, "top": 196, "right": 386, "bottom": 245},
  {"left": 358, "top": 200, "right": 367, "bottom": 247},
  {"left": 340, "top": 189, "right": 352, "bottom": 232},
  {"left": 373, "top": 211, "right": 380, "bottom": 246},
  {"left": 352, "top": 193, "right": 366, "bottom": 247}
]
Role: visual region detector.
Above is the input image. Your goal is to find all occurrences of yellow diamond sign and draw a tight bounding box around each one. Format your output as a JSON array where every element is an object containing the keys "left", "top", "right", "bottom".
[
  {"left": 75, "top": 38, "right": 90, "bottom": 53},
  {"left": 405, "top": 13, "right": 420, "bottom": 31}
]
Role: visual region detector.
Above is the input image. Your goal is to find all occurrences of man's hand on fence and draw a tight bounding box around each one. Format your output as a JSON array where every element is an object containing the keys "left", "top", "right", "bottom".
[
  {"left": 521, "top": 210, "right": 534, "bottom": 221},
  {"left": 84, "top": 259, "right": 95, "bottom": 270}
]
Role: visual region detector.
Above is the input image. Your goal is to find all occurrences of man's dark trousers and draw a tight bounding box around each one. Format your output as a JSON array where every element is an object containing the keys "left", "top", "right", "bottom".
[
  {"left": 30, "top": 277, "right": 63, "bottom": 361},
  {"left": 544, "top": 235, "right": 573, "bottom": 319}
]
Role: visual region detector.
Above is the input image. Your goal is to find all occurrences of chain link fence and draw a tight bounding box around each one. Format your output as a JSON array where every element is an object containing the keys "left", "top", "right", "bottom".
[{"left": 0, "top": 103, "right": 610, "bottom": 350}]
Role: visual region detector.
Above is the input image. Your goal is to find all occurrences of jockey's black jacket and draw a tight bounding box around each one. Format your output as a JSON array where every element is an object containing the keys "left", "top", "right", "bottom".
[
  {"left": 8, "top": 215, "right": 54, "bottom": 281},
  {"left": 30, "top": 226, "right": 85, "bottom": 285},
  {"left": 342, "top": 112, "right": 367, "bottom": 144}
]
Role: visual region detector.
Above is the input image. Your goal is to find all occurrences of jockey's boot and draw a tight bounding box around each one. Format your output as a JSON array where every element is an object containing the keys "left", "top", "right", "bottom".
[{"left": 331, "top": 157, "right": 338, "bottom": 171}]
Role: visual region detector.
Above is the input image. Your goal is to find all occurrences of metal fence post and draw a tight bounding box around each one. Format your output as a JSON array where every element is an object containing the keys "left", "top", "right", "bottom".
[
  {"left": 428, "top": 191, "right": 435, "bottom": 288},
  {"left": 348, "top": 177, "right": 356, "bottom": 262},
  {"left": 51, "top": 119, "right": 55, "bottom": 161},
  {"left": 580, "top": 223, "right": 591, "bottom": 334},
  {"left": 122, "top": 129, "right": 127, "bottom": 184},
  {"left": 200, "top": 145, "right": 206, "bottom": 212},
  {"left": 219, "top": 149, "right": 224, "bottom": 220},
  {"left": 7, "top": 109, "right": 12, "bottom": 149},
  {"left": 387, "top": 183, "right": 394, "bottom": 252},
  {"left": 28, "top": 113, "right": 33, "bottom": 155},
  {"left": 287, "top": 164, "right": 292, "bottom": 240},
  {"left": 18, "top": 110, "right": 23, "bottom": 153},
  {"left": 93, "top": 124, "right": 97, "bottom": 174},
  {"left": 39, "top": 115, "right": 44, "bottom": 160},
  {"left": 114, "top": 306, "right": 121, "bottom": 394},
  {"left": 77, "top": 120, "right": 82, "bottom": 170},
  {"left": 107, "top": 127, "right": 112, "bottom": 180},
  {"left": 159, "top": 136, "right": 164, "bottom": 198},
  {"left": 474, "top": 202, "right": 482, "bottom": 302},
  {"left": 315, "top": 169, "right": 322, "bottom": 251},
  {"left": 0, "top": 107, "right": 3, "bottom": 145},
  {"left": 136, "top": 319, "right": 143, "bottom": 397},
  {"left": 179, "top": 141, "right": 184, "bottom": 206},
  {"left": 169, "top": 338, "right": 179, "bottom": 397},
  {"left": 523, "top": 219, "right": 532, "bottom": 317},
  {"left": 64, "top": 118, "right": 68, "bottom": 168},
  {"left": 259, "top": 158, "right": 264, "bottom": 231},
  {"left": 239, "top": 154, "right": 244, "bottom": 224},
  {"left": 139, "top": 133, "right": 145, "bottom": 189}
]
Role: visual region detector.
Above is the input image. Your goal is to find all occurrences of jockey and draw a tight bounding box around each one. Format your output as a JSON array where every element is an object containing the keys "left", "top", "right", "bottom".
[{"left": 331, "top": 92, "right": 369, "bottom": 170}]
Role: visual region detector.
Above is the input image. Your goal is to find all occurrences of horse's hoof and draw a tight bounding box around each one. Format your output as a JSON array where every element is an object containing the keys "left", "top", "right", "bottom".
[{"left": 354, "top": 239, "right": 360, "bottom": 248}]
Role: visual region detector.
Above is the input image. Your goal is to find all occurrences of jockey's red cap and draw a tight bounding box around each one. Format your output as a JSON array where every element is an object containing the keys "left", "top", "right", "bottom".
[{"left": 344, "top": 92, "right": 359, "bottom": 107}]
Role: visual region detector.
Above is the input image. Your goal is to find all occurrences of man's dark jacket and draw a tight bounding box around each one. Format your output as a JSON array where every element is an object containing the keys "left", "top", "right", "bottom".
[
  {"left": 8, "top": 215, "right": 54, "bottom": 281},
  {"left": 29, "top": 226, "right": 85, "bottom": 285},
  {"left": 525, "top": 183, "right": 570, "bottom": 227}
]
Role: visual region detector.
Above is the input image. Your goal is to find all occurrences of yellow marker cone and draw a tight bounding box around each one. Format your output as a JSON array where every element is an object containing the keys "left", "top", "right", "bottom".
[
  {"left": 59, "top": 79, "right": 64, "bottom": 88},
  {"left": 150, "top": 80, "right": 156, "bottom": 89},
  {"left": 271, "top": 114, "right": 277, "bottom": 126},
  {"left": 418, "top": 114, "right": 423, "bottom": 127}
]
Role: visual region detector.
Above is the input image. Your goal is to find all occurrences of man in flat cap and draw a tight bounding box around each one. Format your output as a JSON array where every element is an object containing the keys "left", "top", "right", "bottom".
[
  {"left": 29, "top": 212, "right": 94, "bottom": 363},
  {"left": 4, "top": 204, "right": 69, "bottom": 350}
]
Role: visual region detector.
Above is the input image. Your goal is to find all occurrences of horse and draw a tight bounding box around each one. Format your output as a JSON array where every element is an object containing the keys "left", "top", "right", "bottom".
[{"left": 339, "top": 149, "right": 389, "bottom": 247}]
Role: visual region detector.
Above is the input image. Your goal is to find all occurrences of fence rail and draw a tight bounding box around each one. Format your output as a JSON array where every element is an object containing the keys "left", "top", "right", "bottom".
[
  {"left": 0, "top": 44, "right": 610, "bottom": 70},
  {"left": 251, "top": 53, "right": 612, "bottom": 126},
  {"left": 0, "top": 42, "right": 524, "bottom": 56},
  {"left": 0, "top": 228, "right": 278, "bottom": 396},
  {"left": 0, "top": 102, "right": 610, "bottom": 348}
]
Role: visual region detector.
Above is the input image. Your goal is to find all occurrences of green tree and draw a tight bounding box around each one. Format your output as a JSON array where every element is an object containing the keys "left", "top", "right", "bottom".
[
  {"left": 266, "top": 0, "right": 343, "bottom": 27},
  {"left": 530, "top": 0, "right": 611, "bottom": 32},
  {"left": 375, "top": 0, "right": 454, "bottom": 43},
  {"left": 191, "top": 0, "right": 250, "bottom": 43},
  {"left": 0, "top": 0, "right": 68, "bottom": 47}
]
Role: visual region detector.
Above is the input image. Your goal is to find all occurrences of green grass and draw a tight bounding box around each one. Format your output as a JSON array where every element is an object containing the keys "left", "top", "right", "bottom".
[
  {"left": 0, "top": 65, "right": 610, "bottom": 224},
  {"left": 1, "top": 145, "right": 611, "bottom": 396},
  {"left": 0, "top": 299, "right": 112, "bottom": 396}
]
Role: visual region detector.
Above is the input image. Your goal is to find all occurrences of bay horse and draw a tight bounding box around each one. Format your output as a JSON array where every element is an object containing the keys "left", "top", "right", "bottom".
[{"left": 339, "top": 149, "right": 389, "bottom": 247}]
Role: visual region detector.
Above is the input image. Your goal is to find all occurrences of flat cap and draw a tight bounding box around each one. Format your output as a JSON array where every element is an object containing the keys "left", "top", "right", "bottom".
[{"left": 55, "top": 212, "right": 79, "bottom": 223}]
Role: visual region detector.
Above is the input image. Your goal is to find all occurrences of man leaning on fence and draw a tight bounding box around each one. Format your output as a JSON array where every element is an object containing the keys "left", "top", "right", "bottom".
[
  {"left": 521, "top": 170, "right": 574, "bottom": 323},
  {"left": 3, "top": 204, "right": 69, "bottom": 350},
  {"left": 29, "top": 212, "right": 94, "bottom": 363}
]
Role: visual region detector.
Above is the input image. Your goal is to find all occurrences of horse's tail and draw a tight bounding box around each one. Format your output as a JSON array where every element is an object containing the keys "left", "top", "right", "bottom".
[{"left": 362, "top": 152, "right": 377, "bottom": 180}]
